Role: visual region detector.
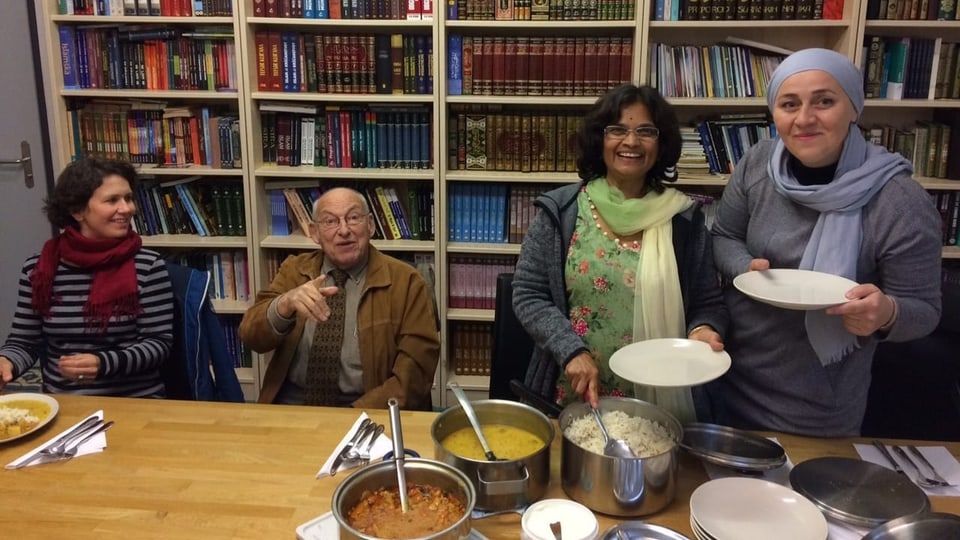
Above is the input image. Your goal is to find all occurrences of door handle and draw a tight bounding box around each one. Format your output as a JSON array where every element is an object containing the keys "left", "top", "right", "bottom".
[{"left": 0, "top": 141, "right": 34, "bottom": 188}]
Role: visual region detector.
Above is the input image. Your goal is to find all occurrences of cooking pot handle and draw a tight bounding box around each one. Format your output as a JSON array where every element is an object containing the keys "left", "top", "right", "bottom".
[{"left": 477, "top": 464, "right": 530, "bottom": 495}]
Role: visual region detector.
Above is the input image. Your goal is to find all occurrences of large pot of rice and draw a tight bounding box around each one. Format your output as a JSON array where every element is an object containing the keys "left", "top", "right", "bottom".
[{"left": 559, "top": 397, "right": 682, "bottom": 517}]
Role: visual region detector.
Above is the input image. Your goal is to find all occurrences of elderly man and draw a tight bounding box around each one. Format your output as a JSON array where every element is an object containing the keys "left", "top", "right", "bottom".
[{"left": 240, "top": 187, "right": 439, "bottom": 410}]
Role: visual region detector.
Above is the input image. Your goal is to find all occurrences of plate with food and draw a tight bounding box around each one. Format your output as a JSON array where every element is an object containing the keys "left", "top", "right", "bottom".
[
  {"left": 0, "top": 393, "right": 59, "bottom": 443},
  {"left": 733, "top": 269, "right": 857, "bottom": 310}
]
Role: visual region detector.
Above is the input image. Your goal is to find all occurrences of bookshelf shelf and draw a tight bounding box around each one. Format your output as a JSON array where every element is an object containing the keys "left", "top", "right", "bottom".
[
  {"left": 864, "top": 99, "right": 960, "bottom": 109},
  {"left": 137, "top": 166, "right": 246, "bottom": 176},
  {"left": 648, "top": 20, "right": 851, "bottom": 28},
  {"left": 211, "top": 298, "right": 251, "bottom": 314},
  {"left": 60, "top": 89, "right": 240, "bottom": 100},
  {"left": 260, "top": 234, "right": 434, "bottom": 252},
  {"left": 447, "top": 243, "right": 521, "bottom": 255},
  {"left": 668, "top": 97, "right": 767, "bottom": 107},
  {"left": 141, "top": 235, "right": 249, "bottom": 248},
  {"left": 446, "top": 96, "right": 599, "bottom": 106},
  {"left": 250, "top": 92, "right": 435, "bottom": 104},
  {"left": 247, "top": 17, "right": 434, "bottom": 28},
  {"left": 444, "top": 171, "right": 577, "bottom": 183},
  {"left": 919, "top": 178, "right": 960, "bottom": 190},
  {"left": 255, "top": 166, "right": 435, "bottom": 180},
  {"left": 51, "top": 15, "right": 235, "bottom": 23},
  {"left": 447, "top": 308, "right": 495, "bottom": 322},
  {"left": 446, "top": 20, "right": 638, "bottom": 29},
  {"left": 945, "top": 247, "right": 960, "bottom": 260}
]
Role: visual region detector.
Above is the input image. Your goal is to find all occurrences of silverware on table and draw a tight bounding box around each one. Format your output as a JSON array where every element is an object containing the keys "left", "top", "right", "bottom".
[
  {"left": 28, "top": 420, "right": 115, "bottom": 466},
  {"left": 872, "top": 440, "right": 903, "bottom": 474},
  {"left": 906, "top": 446, "right": 955, "bottom": 487},
  {"left": 330, "top": 418, "right": 371, "bottom": 476},
  {"left": 14, "top": 415, "right": 103, "bottom": 469},
  {"left": 892, "top": 445, "right": 945, "bottom": 488}
]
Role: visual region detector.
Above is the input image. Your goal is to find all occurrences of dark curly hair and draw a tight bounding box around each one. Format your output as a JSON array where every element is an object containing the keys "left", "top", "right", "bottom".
[
  {"left": 576, "top": 84, "right": 682, "bottom": 193},
  {"left": 44, "top": 158, "right": 139, "bottom": 229}
]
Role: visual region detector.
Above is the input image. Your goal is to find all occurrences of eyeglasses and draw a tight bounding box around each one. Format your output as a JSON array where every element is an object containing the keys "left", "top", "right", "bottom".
[
  {"left": 603, "top": 125, "right": 660, "bottom": 140},
  {"left": 313, "top": 212, "right": 370, "bottom": 231}
]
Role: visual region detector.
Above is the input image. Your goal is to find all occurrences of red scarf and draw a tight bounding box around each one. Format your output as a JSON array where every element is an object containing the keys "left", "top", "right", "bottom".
[{"left": 31, "top": 227, "right": 143, "bottom": 333}]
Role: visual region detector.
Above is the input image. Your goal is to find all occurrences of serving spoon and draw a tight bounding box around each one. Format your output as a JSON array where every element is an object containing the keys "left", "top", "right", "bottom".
[
  {"left": 591, "top": 407, "right": 636, "bottom": 459},
  {"left": 387, "top": 398, "right": 410, "bottom": 513},
  {"left": 448, "top": 382, "right": 501, "bottom": 461}
]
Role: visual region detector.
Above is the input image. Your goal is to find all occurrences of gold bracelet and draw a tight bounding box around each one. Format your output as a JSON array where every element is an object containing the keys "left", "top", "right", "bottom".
[{"left": 688, "top": 324, "right": 713, "bottom": 337}]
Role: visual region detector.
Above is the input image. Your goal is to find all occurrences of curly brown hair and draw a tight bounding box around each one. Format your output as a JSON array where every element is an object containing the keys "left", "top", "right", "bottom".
[
  {"left": 575, "top": 84, "right": 682, "bottom": 194},
  {"left": 43, "top": 158, "right": 139, "bottom": 229}
]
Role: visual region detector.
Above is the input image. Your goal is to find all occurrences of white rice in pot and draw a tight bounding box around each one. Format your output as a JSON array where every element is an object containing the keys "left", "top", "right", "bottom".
[{"left": 564, "top": 410, "right": 674, "bottom": 458}]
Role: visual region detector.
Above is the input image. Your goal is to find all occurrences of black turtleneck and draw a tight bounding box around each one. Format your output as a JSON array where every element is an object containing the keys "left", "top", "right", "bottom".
[{"left": 789, "top": 154, "right": 838, "bottom": 186}]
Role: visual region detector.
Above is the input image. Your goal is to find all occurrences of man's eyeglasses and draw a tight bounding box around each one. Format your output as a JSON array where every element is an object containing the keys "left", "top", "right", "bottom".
[
  {"left": 313, "top": 212, "right": 370, "bottom": 230},
  {"left": 603, "top": 125, "right": 660, "bottom": 140}
]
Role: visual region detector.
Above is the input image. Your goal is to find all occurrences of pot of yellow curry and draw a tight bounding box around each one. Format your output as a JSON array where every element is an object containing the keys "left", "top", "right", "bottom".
[{"left": 431, "top": 399, "right": 554, "bottom": 511}]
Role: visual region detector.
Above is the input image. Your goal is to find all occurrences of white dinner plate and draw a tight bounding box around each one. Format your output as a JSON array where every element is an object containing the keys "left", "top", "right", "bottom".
[
  {"left": 733, "top": 269, "right": 857, "bottom": 310},
  {"left": 609, "top": 339, "right": 731, "bottom": 388},
  {"left": 690, "top": 477, "right": 828, "bottom": 540},
  {"left": 0, "top": 393, "right": 59, "bottom": 444}
]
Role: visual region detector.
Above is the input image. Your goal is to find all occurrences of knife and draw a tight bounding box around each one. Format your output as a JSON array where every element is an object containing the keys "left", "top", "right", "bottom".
[
  {"left": 871, "top": 439, "right": 903, "bottom": 474},
  {"left": 12, "top": 415, "right": 102, "bottom": 470},
  {"left": 330, "top": 418, "right": 371, "bottom": 476}
]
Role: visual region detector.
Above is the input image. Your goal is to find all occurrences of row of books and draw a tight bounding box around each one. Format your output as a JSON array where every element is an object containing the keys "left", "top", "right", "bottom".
[
  {"left": 448, "top": 183, "right": 552, "bottom": 244},
  {"left": 662, "top": 0, "right": 842, "bottom": 20},
  {"left": 650, "top": 41, "right": 788, "bottom": 99},
  {"left": 254, "top": 32, "right": 431, "bottom": 95},
  {"left": 165, "top": 251, "right": 251, "bottom": 303},
  {"left": 58, "top": 0, "right": 233, "bottom": 16},
  {"left": 449, "top": 256, "right": 517, "bottom": 310},
  {"left": 865, "top": 0, "right": 958, "bottom": 19},
  {"left": 867, "top": 122, "right": 955, "bottom": 179},
  {"left": 448, "top": 110, "right": 583, "bottom": 173},
  {"left": 451, "top": 323, "right": 493, "bottom": 376},
  {"left": 134, "top": 178, "right": 247, "bottom": 237},
  {"left": 259, "top": 103, "right": 432, "bottom": 169},
  {"left": 447, "top": 35, "right": 633, "bottom": 97},
  {"left": 252, "top": 0, "right": 434, "bottom": 18},
  {"left": 696, "top": 114, "right": 777, "bottom": 174},
  {"left": 66, "top": 101, "right": 241, "bottom": 168},
  {"left": 863, "top": 37, "right": 960, "bottom": 100},
  {"left": 220, "top": 316, "right": 254, "bottom": 369},
  {"left": 934, "top": 191, "right": 960, "bottom": 247},
  {"left": 58, "top": 26, "right": 237, "bottom": 91},
  {"left": 447, "top": 0, "right": 636, "bottom": 20}
]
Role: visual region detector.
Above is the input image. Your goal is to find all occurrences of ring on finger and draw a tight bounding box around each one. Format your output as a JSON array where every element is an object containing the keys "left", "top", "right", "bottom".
[{"left": 78, "top": 374, "right": 85, "bottom": 381}]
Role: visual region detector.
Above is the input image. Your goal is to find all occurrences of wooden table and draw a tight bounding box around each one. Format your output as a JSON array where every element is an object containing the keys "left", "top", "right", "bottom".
[{"left": 0, "top": 394, "right": 957, "bottom": 539}]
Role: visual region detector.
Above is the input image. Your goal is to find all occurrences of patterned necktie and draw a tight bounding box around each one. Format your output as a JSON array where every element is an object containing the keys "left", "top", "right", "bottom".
[{"left": 305, "top": 269, "right": 349, "bottom": 406}]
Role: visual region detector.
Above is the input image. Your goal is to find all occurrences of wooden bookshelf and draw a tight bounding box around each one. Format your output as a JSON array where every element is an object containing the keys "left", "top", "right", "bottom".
[{"left": 32, "top": 0, "right": 960, "bottom": 405}]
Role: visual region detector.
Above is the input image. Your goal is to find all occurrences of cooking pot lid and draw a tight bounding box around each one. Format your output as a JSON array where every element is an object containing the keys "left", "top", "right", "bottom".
[
  {"left": 680, "top": 423, "right": 786, "bottom": 471},
  {"left": 789, "top": 457, "right": 930, "bottom": 529},
  {"left": 861, "top": 512, "right": 960, "bottom": 539},
  {"left": 600, "top": 521, "right": 691, "bottom": 539}
]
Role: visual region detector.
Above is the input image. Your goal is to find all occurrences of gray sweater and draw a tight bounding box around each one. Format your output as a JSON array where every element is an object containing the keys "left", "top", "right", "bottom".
[
  {"left": 513, "top": 182, "right": 729, "bottom": 404},
  {"left": 709, "top": 139, "right": 942, "bottom": 437}
]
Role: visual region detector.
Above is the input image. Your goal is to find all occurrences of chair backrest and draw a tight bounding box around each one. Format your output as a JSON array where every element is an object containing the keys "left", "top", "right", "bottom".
[{"left": 489, "top": 273, "right": 535, "bottom": 401}]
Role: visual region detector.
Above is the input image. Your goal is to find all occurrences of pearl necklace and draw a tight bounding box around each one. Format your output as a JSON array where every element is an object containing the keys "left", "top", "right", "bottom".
[{"left": 585, "top": 191, "right": 641, "bottom": 250}]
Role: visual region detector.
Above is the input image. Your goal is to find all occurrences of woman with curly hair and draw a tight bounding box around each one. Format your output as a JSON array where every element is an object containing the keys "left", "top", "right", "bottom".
[
  {"left": 0, "top": 157, "right": 174, "bottom": 397},
  {"left": 513, "top": 84, "right": 728, "bottom": 421}
]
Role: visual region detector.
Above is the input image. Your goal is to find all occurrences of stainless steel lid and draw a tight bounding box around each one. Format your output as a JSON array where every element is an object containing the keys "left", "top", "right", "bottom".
[
  {"left": 679, "top": 423, "right": 786, "bottom": 471},
  {"left": 862, "top": 512, "right": 960, "bottom": 539},
  {"left": 789, "top": 457, "right": 930, "bottom": 529},
  {"left": 600, "top": 521, "right": 691, "bottom": 540}
]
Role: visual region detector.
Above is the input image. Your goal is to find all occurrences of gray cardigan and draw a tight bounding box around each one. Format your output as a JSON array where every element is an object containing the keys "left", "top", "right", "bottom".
[
  {"left": 709, "top": 139, "right": 942, "bottom": 436},
  {"left": 513, "top": 182, "right": 729, "bottom": 403}
]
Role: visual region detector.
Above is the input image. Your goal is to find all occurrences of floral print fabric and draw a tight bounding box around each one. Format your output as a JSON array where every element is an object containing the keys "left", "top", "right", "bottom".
[{"left": 555, "top": 190, "right": 640, "bottom": 406}]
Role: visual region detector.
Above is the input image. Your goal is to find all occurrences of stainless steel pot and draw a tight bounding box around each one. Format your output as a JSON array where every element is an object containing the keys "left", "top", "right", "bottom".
[
  {"left": 560, "top": 397, "right": 682, "bottom": 517},
  {"left": 331, "top": 458, "right": 476, "bottom": 540},
  {"left": 431, "top": 399, "right": 554, "bottom": 511}
]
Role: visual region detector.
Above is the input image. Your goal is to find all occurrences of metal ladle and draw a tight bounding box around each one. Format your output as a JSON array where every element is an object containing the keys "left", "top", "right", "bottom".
[
  {"left": 448, "top": 382, "right": 500, "bottom": 461},
  {"left": 387, "top": 398, "right": 410, "bottom": 513},
  {"left": 592, "top": 407, "right": 636, "bottom": 459}
]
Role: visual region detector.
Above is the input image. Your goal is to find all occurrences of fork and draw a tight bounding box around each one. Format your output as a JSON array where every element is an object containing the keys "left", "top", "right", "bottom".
[
  {"left": 356, "top": 423, "right": 385, "bottom": 466},
  {"left": 906, "top": 446, "right": 955, "bottom": 487},
  {"left": 892, "top": 445, "right": 950, "bottom": 488}
]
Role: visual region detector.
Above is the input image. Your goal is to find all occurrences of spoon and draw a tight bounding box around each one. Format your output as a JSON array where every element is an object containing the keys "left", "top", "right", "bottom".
[
  {"left": 387, "top": 398, "right": 410, "bottom": 513},
  {"left": 448, "top": 382, "right": 500, "bottom": 461},
  {"left": 591, "top": 407, "right": 636, "bottom": 459}
]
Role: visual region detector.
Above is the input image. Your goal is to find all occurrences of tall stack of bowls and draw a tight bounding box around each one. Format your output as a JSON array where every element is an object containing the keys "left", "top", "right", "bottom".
[
  {"left": 431, "top": 399, "right": 555, "bottom": 512},
  {"left": 559, "top": 397, "right": 682, "bottom": 517},
  {"left": 331, "top": 458, "right": 476, "bottom": 540}
]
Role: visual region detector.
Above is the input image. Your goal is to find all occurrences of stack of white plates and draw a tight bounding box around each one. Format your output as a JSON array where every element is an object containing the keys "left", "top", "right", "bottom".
[{"left": 689, "top": 477, "right": 828, "bottom": 540}]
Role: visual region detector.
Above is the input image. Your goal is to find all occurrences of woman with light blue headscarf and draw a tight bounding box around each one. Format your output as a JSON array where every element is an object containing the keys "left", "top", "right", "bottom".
[{"left": 707, "top": 48, "right": 942, "bottom": 436}]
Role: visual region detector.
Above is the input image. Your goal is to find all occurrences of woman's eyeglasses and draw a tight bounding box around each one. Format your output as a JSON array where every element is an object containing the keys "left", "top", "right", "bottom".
[
  {"left": 314, "top": 212, "right": 370, "bottom": 230},
  {"left": 603, "top": 125, "right": 660, "bottom": 140}
]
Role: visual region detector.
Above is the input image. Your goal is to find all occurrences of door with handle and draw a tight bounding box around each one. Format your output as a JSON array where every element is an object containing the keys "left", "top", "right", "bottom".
[{"left": 0, "top": 1, "right": 54, "bottom": 340}]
